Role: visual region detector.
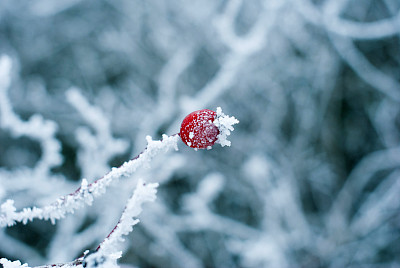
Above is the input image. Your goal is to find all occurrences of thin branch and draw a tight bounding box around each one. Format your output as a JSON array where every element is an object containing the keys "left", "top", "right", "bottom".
[{"left": 0, "top": 134, "right": 179, "bottom": 228}]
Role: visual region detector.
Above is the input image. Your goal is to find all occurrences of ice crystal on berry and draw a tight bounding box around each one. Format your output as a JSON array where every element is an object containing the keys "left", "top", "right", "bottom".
[{"left": 214, "top": 107, "right": 239, "bottom": 147}]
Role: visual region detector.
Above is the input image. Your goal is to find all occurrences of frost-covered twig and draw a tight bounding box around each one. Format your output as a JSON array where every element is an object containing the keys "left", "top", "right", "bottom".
[
  {"left": 66, "top": 87, "right": 129, "bottom": 180},
  {"left": 96, "top": 179, "right": 158, "bottom": 255},
  {"left": 0, "top": 259, "right": 29, "bottom": 268},
  {"left": 0, "top": 56, "right": 62, "bottom": 176},
  {"left": 0, "top": 134, "right": 179, "bottom": 227},
  {"left": 296, "top": 0, "right": 400, "bottom": 103},
  {"left": 297, "top": 0, "right": 400, "bottom": 40},
  {"left": 329, "top": 35, "right": 400, "bottom": 102},
  {"left": 179, "top": 1, "right": 277, "bottom": 113},
  {"left": 0, "top": 103, "right": 239, "bottom": 267},
  {"left": 65, "top": 180, "right": 160, "bottom": 268}
]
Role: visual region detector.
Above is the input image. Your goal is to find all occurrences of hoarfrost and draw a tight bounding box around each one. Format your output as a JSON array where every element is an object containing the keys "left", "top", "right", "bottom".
[
  {"left": 0, "top": 258, "right": 29, "bottom": 268},
  {"left": 0, "top": 134, "right": 178, "bottom": 228},
  {"left": 213, "top": 107, "right": 239, "bottom": 147},
  {"left": 98, "top": 179, "right": 158, "bottom": 255}
]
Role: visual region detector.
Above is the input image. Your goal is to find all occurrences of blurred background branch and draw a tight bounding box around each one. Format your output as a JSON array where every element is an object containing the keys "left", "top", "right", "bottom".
[{"left": 0, "top": 0, "right": 399, "bottom": 267}]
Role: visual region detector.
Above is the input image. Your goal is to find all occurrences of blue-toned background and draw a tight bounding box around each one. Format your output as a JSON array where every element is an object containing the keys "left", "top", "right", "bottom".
[{"left": 0, "top": 0, "right": 399, "bottom": 267}]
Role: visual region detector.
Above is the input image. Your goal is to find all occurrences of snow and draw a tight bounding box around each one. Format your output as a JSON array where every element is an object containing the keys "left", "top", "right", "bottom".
[{"left": 213, "top": 107, "right": 239, "bottom": 147}]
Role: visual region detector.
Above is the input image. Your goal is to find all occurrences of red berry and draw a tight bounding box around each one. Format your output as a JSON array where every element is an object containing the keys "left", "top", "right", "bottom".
[{"left": 180, "top": 109, "right": 219, "bottom": 149}]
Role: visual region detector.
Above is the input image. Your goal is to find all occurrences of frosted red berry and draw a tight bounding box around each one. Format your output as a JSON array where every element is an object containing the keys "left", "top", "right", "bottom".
[{"left": 180, "top": 109, "right": 219, "bottom": 149}]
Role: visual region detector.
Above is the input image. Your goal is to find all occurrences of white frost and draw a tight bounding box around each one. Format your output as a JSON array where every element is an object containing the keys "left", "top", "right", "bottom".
[
  {"left": 213, "top": 107, "right": 239, "bottom": 147},
  {"left": 0, "top": 258, "right": 29, "bottom": 268},
  {"left": 0, "top": 134, "right": 179, "bottom": 228},
  {"left": 0, "top": 56, "right": 62, "bottom": 176},
  {"left": 98, "top": 179, "right": 158, "bottom": 255}
]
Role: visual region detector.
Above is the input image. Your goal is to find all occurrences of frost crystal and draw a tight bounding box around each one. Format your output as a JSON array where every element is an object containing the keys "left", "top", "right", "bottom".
[
  {"left": 0, "top": 134, "right": 179, "bottom": 228},
  {"left": 0, "top": 200, "right": 17, "bottom": 227},
  {"left": 213, "top": 107, "right": 239, "bottom": 147},
  {"left": 0, "top": 258, "right": 29, "bottom": 268},
  {"left": 98, "top": 179, "right": 158, "bottom": 255},
  {"left": 83, "top": 251, "right": 120, "bottom": 268}
]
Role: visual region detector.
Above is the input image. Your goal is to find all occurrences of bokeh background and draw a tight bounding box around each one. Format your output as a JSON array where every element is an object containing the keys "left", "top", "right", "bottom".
[{"left": 1, "top": 0, "right": 400, "bottom": 267}]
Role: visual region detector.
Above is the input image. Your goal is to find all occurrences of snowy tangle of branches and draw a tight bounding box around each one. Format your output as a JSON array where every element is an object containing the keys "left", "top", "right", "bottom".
[{"left": 0, "top": 0, "right": 400, "bottom": 267}]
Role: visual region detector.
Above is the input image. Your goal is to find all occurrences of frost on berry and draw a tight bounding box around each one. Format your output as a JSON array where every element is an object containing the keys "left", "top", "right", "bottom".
[
  {"left": 180, "top": 108, "right": 239, "bottom": 149},
  {"left": 213, "top": 107, "right": 239, "bottom": 147},
  {"left": 180, "top": 109, "right": 219, "bottom": 149}
]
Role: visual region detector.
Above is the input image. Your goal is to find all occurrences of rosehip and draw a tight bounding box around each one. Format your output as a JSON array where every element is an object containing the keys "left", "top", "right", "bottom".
[{"left": 180, "top": 109, "right": 219, "bottom": 149}]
